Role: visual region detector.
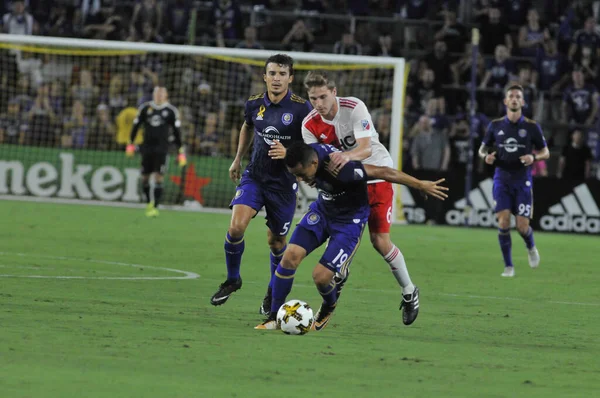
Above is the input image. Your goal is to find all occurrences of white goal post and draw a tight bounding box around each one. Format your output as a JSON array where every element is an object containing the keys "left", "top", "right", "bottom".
[{"left": 0, "top": 34, "right": 406, "bottom": 222}]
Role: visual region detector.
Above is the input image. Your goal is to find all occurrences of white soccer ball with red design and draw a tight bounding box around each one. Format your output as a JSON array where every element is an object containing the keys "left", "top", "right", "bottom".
[{"left": 276, "top": 300, "right": 314, "bottom": 335}]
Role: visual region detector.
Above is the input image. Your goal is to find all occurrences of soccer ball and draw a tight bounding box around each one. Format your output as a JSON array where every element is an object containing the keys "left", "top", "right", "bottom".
[{"left": 277, "top": 300, "right": 314, "bottom": 335}]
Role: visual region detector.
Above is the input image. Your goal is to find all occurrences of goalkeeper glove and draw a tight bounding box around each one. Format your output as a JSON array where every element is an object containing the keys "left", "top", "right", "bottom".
[
  {"left": 125, "top": 144, "right": 136, "bottom": 158},
  {"left": 177, "top": 148, "right": 187, "bottom": 167}
]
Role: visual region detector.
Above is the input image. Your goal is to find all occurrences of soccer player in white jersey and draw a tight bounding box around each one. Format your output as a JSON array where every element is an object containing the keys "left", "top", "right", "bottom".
[{"left": 301, "top": 71, "right": 419, "bottom": 324}]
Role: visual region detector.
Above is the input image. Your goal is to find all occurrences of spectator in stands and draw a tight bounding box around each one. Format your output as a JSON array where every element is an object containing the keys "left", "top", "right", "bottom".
[
  {"left": 71, "top": 69, "right": 100, "bottom": 112},
  {"left": 135, "top": 21, "right": 164, "bottom": 43},
  {"left": 568, "top": 16, "right": 600, "bottom": 65},
  {"left": 212, "top": 0, "right": 243, "bottom": 46},
  {"left": 370, "top": 32, "right": 399, "bottom": 57},
  {"left": 422, "top": 40, "right": 453, "bottom": 86},
  {"left": 164, "top": 0, "right": 192, "bottom": 44},
  {"left": 451, "top": 46, "right": 486, "bottom": 87},
  {"left": 192, "top": 81, "right": 221, "bottom": 127},
  {"left": 473, "top": 0, "right": 503, "bottom": 24},
  {"left": 374, "top": 111, "right": 391, "bottom": 148},
  {"left": 410, "top": 115, "right": 450, "bottom": 173},
  {"left": 44, "top": 5, "right": 71, "bottom": 37},
  {"left": 128, "top": 67, "right": 157, "bottom": 106},
  {"left": 518, "top": 8, "right": 550, "bottom": 58},
  {"left": 2, "top": 0, "right": 36, "bottom": 35},
  {"left": 517, "top": 65, "right": 537, "bottom": 118},
  {"left": 282, "top": 20, "right": 314, "bottom": 52},
  {"left": 83, "top": 0, "right": 123, "bottom": 40},
  {"left": 49, "top": 80, "right": 65, "bottom": 117},
  {"left": 62, "top": 100, "right": 88, "bottom": 149},
  {"left": 534, "top": 39, "right": 571, "bottom": 94},
  {"left": 479, "top": 45, "right": 516, "bottom": 90},
  {"left": 480, "top": 7, "right": 513, "bottom": 55},
  {"left": 130, "top": 0, "right": 163, "bottom": 41},
  {"left": 407, "top": 68, "right": 445, "bottom": 117},
  {"left": 502, "top": 0, "right": 532, "bottom": 27},
  {"left": 235, "top": 26, "right": 263, "bottom": 49},
  {"left": 558, "top": 129, "right": 593, "bottom": 180},
  {"left": 410, "top": 114, "right": 450, "bottom": 224},
  {"left": 398, "top": 0, "right": 429, "bottom": 49},
  {"left": 27, "top": 83, "right": 57, "bottom": 147},
  {"left": 299, "top": 0, "right": 326, "bottom": 32},
  {"left": 562, "top": 69, "right": 599, "bottom": 127},
  {"left": 105, "top": 74, "right": 128, "bottom": 120},
  {"left": 116, "top": 96, "right": 143, "bottom": 148},
  {"left": 433, "top": 9, "right": 467, "bottom": 56},
  {"left": 333, "top": 32, "right": 362, "bottom": 55},
  {"left": 88, "top": 103, "right": 117, "bottom": 150},
  {"left": 0, "top": 99, "right": 27, "bottom": 145},
  {"left": 198, "top": 111, "right": 221, "bottom": 157},
  {"left": 11, "top": 74, "right": 33, "bottom": 111}
]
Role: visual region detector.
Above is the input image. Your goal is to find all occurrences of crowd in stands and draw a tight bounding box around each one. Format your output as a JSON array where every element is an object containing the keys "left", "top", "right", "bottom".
[{"left": 0, "top": 0, "right": 599, "bottom": 181}]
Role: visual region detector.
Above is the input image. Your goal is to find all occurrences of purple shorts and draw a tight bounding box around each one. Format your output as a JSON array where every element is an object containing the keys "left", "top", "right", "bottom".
[
  {"left": 290, "top": 202, "right": 368, "bottom": 273},
  {"left": 493, "top": 179, "right": 533, "bottom": 218},
  {"left": 230, "top": 174, "right": 298, "bottom": 236}
]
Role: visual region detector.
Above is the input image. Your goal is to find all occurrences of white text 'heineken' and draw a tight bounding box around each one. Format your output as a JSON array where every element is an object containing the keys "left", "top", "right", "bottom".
[{"left": 0, "top": 153, "right": 141, "bottom": 202}]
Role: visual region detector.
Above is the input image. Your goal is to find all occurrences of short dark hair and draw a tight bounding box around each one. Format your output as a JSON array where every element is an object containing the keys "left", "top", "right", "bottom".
[
  {"left": 284, "top": 142, "right": 316, "bottom": 169},
  {"left": 304, "top": 70, "right": 336, "bottom": 90},
  {"left": 505, "top": 83, "right": 524, "bottom": 94},
  {"left": 265, "top": 54, "right": 294, "bottom": 76}
]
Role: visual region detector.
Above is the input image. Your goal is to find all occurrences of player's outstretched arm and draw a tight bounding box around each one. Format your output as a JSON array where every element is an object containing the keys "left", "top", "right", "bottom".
[{"left": 363, "top": 164, "right": 449, "bottom": 201}]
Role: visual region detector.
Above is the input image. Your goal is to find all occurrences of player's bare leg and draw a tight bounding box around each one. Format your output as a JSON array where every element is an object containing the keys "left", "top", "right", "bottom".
[
  {"left": 311, "top": 263, "right": 338, "bottom": 331},
  {"left": 259, "top": 230, "right": 287, "bottom": 315},
  {"left": 371, "top": 232, "right": 419, "bottom": 325},
  {"left": 516, "top": 215, "right": 539, "bottom": 268},
  {"left": 497, "top": 210, "right": 515, "bottom": 277},
  {"left": 210, "top": 204, "right": 256, "bottom": 306},
  {"left": 256, "top": 244, "right": 306, "bottom": 329}
]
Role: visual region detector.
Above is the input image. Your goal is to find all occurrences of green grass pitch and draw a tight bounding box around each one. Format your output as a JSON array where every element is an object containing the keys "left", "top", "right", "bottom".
[{"left": 1, "top": 200, "right": 599, "bottom": 398}]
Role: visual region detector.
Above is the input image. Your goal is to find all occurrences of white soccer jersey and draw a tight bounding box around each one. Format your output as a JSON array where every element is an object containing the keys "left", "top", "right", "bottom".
[{"left": 302, "top": 96, "right": 393, "bottom": 171}]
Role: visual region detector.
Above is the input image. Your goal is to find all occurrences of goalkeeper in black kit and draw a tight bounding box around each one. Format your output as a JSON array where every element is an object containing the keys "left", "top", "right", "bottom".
[{"left": 126, "top": 86, "right": 187, "bottom": 217}]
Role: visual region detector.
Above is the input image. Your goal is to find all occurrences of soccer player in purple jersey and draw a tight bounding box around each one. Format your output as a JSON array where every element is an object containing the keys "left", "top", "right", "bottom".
[
  {"left": 479, "top": 84, "right": 550, "bottom": 277},
  {"left": 210, "top": 54, "right": 313, "bottom": 309},
  {"left": 255, "top": 142, "right": 448, "bottom": 330}
]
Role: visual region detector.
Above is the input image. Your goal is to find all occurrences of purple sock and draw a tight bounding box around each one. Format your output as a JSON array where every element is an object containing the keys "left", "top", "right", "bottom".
[
  {"left": 519, "top": 227, "right": 535, "bottom": 250},
  {"left": 317, "top": 280, "right": 337, "bottom": 306},
  {"left": 498, "top": 228, "right": 513, "bottom": 267},
  {"left": 224, "top": 232, "right": 244, "bottom": 281},
  {"left": 268, "top": 245, "right": 286, "bottom": 289},
  {"left": 270, "top": 264, "right": 295, "bottom": 314}
]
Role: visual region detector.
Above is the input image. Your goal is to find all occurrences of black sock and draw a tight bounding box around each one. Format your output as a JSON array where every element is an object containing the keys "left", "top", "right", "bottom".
[
  {"left": 142, "top": 181, "right": 151, "bottom": 203},
  {"left": 154, "top": 183, "right": 163, "bottom": 208}
]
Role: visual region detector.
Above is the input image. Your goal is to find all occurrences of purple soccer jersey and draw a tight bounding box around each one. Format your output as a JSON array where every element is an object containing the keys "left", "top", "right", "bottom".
[
  {"left": 229, "top": 90, "right": 312, "bottom": 236},
  {"left": 290, "top": 144, "right": 370, "bottom": 272},
  {"left": 483, "top": 115, "right": 547, "bottom": 217}
]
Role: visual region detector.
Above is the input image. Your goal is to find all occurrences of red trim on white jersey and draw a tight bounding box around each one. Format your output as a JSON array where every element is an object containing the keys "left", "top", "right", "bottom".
[{"left": 339, "top": 99, "right": 357, "bottom": 109}]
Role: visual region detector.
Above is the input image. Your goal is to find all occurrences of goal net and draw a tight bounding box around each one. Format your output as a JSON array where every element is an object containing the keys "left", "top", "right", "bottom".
[{"left": 0, "top": 34, "right": 407, "bottom": 221}]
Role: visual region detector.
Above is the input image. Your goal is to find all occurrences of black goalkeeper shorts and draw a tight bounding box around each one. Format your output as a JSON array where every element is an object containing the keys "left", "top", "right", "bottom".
[{"left": 141, "top": 152, "right": 168, "bottom": 175}]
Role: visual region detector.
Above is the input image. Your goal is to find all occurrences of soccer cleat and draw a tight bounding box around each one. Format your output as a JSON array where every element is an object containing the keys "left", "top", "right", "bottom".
[
  {"left": 210, "top": 278, "right": 242, "bottom": 306},
  {"left": 259, "top": 286, "right": 272, "bottom": 316},
  {"left": 311, "top": 302, "right": 337, "bottom": 331},
  {"left": 146, "top": 208, "right": 159, "bottom": 218},
  {"left": 254, "top": 313, "right": 278, "bottom": 330},
  {"left": 528, "top": 247, "right": 540, "bottom": 268},
  {"left": 145, "top": 201, "right": 158, "bottom": 217},
  {"left": 399, "top": 286, "right": 420, "bottom": 325},
  {"left": 501, "top": 267, "right": 515, "bottom": 277}
]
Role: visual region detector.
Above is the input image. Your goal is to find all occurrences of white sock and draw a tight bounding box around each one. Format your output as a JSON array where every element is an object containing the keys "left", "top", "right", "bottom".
[{"left": 384, "top": 245, "right": 414, "bottom": 295}]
